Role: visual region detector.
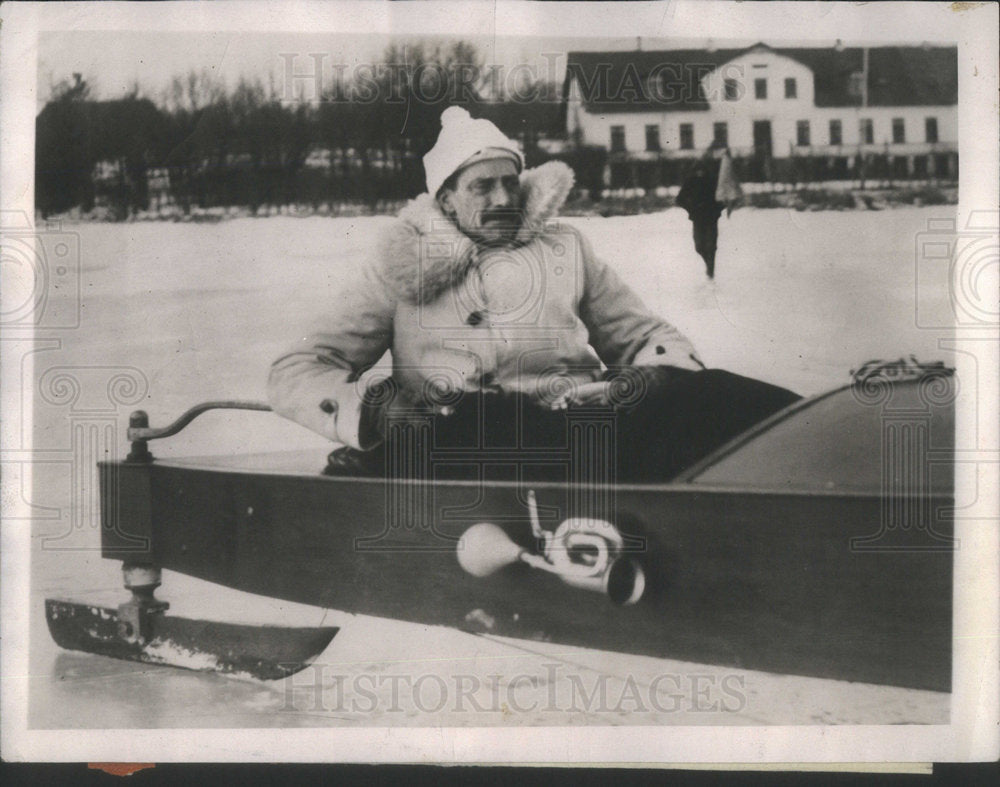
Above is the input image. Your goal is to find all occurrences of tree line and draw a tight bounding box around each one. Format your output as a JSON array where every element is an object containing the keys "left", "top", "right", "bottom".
[{"left": 35, "top": 42, "right": 588, "bottom": 220}]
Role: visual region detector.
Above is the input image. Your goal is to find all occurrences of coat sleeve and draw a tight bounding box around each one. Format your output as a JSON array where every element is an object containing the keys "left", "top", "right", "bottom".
[
  {"left": 267, "top": 262, "right": 395, "bottom": 448},
  {"left": 574, "top": 228, "right": 704, "bottom": 371}
]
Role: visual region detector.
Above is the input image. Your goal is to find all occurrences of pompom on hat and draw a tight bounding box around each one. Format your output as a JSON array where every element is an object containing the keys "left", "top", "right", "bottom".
[{"left": 423, "top": 106, "right": 523, "bottom": 196}]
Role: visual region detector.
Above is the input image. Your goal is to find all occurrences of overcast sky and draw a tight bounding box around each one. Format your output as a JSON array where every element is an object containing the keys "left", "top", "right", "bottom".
[
  {"left": 37, "top": 30, "right": 930, "bottom": 107},
  {"left": 31, "top": 0, "right": 965, "bottom": 108},
  {"left": 37, "top": 32, "right": 740, "bottom": 104}
]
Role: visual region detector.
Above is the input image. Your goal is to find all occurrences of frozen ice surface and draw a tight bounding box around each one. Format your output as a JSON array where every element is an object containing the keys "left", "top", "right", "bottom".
[{"left": 28, "top": 206, "right": 955, "bottom": 727}]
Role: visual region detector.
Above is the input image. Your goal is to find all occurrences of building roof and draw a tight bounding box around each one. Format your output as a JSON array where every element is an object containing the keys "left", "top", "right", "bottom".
[{"left": 563, "top": 44, "right": 958, "bottom": 114}]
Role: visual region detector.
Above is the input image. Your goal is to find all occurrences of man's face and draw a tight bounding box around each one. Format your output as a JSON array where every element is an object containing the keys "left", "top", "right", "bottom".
[{"left": 439, "top": 158, "right": 523, "bottom": 245}]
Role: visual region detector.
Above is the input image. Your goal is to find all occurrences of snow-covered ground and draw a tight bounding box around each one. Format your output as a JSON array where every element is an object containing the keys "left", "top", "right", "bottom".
[{"left": 26, "top": 206, "right": 955, "bottom": 727}]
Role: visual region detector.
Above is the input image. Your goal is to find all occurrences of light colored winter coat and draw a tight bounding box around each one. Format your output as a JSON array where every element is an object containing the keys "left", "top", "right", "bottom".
[
  {"left": 715, "top": 150, "right": 744, "bottom": 208},
  {"left": 268, "top": 161, "right": 702, "bottom": 448}
]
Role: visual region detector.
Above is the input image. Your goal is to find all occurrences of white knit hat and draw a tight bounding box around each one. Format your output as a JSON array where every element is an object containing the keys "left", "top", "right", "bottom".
[{"left": 423, "top": 106, "right": 523, "bottom": 196}]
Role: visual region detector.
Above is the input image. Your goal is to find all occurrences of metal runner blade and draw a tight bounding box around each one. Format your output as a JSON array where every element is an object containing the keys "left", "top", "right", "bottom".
[{"left": 45, "top": 598, "right": 338, "bottom": 680}]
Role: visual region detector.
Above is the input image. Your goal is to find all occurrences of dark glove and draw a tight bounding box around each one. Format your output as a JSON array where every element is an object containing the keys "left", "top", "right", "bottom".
[
  {"left": 601, "top": 365, "right": 698, "bottom": 409},
  {"left": 356, "top": 376, "right": 405, "bottom": 450},
  {"left": 323, "top": 444, "right": 385, "bottom": 477},
  {"left": 357, "top": 396, "right": 387, "bottom": 450}
]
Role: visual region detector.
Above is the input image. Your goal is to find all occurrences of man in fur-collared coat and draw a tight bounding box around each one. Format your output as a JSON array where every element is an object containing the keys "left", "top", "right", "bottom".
[{"left": 269, "top": 107, "right": 798, "bottom": 480}]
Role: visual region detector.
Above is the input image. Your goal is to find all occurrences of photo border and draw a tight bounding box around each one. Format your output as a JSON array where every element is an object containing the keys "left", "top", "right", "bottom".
[{"left": 2, "top": 0, "right": 997, "bottom": 764}]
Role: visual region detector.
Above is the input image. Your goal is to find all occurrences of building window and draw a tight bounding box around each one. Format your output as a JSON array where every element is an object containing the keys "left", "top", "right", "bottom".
[
  {"left": 892, "top": 118, "right": 905, "bottom": 144},
  {"left": 925, "top": 117, "right": 939, "bottom": 143},
  {"left": 645, "top": 124, "right": 661, "bottom": 152},
  {"left": 679, "top": 123, "right": 694, "bottom": 150},
  {"left": 796, "top": 120, "right": 811, "bottom": 147},
  {"left": 610, "top": 125, "right": 626, "bottom": 152},
  {"left": 724, "top": 78, "right": 739, "bottom": 101},
  {"left": 785, "top": 78, "right": 797, "bottom": 98},
  {"left": 859, "top": 118, "right": 874, "bottom": 144},
  {"left": 754, "top": 78, "right": 767, "bottom": 99},
  {"left": 849, "top": 71, "right": 865, "bottom": 100},
  {"left": 713, "top": 122, "right": 728, "bottom": 149},
  {"left": 829, "top": 119, "right": 842, "bottom": 146}
]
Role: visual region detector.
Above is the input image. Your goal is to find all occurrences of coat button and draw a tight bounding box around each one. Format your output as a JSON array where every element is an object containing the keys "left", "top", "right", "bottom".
[{"left": 466, "top": 310, "right": 484, "bottom": 326}]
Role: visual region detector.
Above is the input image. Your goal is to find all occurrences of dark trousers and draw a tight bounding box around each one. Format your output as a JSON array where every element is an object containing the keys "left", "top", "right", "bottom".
[
  {"left": 691, "top": 217, "right": 719, "bottom": 278},
  {"left": 328, "top": 369, "right": 801, "bottom": 484}
]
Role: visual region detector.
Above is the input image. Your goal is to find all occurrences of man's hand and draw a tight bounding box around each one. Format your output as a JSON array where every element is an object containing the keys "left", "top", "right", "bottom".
[
  {"left": 549, "top": 366, "right": 700, "bottom": 411},
  {"left": 549, "top": 381, "right": 613, "bottom": 410}
]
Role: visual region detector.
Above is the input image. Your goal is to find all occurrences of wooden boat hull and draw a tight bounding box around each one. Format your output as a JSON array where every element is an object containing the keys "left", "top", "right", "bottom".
[{"left": 100, "top": 461, "right": 952, "bottom": 691}]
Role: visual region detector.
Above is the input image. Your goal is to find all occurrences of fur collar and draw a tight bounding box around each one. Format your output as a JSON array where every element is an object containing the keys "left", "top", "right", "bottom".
[{"left": 377, "top": 160, "right": 575, "bottom": 304}]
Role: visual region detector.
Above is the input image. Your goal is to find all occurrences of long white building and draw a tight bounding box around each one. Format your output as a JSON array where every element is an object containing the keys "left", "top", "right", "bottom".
[{"left": 562, "top": 42, "right": 957, "bottom": 180}]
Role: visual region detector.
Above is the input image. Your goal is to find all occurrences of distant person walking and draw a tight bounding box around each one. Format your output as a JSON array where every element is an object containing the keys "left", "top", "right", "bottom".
[{"left": 676, "top": 149, "right": 742, "bottom": 279}]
